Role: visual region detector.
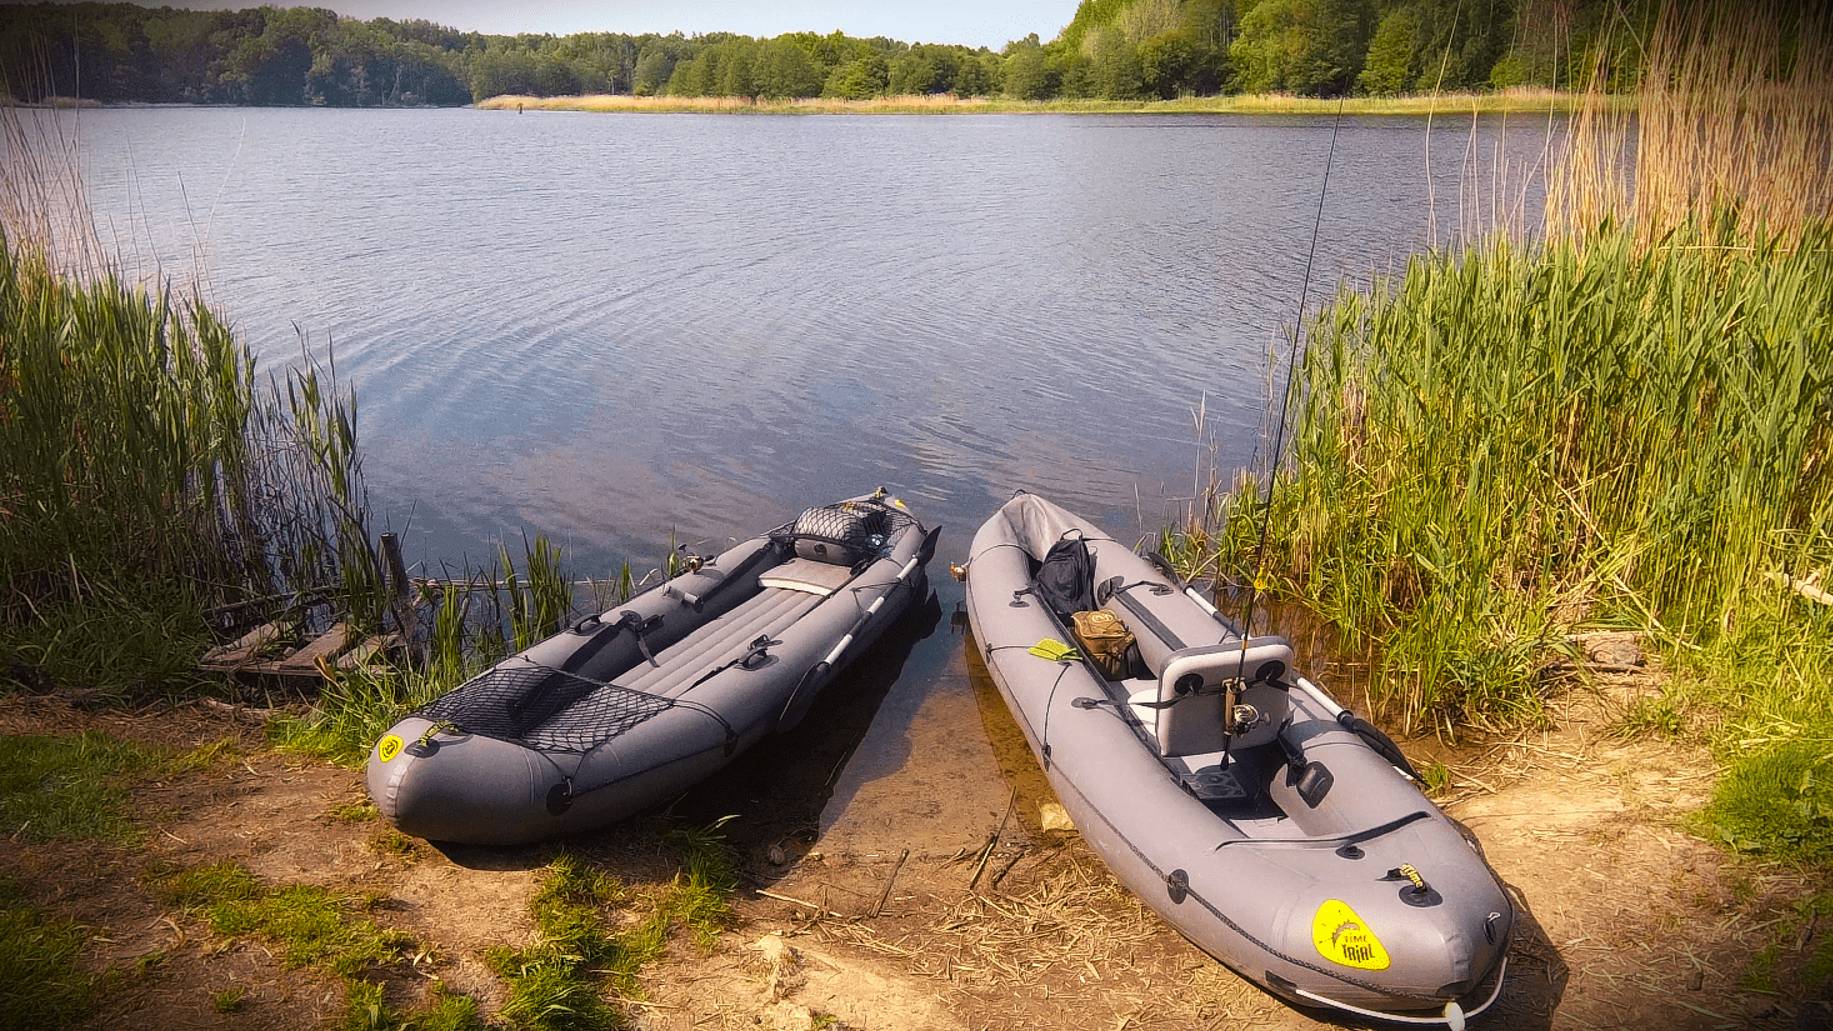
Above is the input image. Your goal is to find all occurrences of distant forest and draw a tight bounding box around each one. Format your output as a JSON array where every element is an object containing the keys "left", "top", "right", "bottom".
[{"left": 0, "top": 0, "right": 1651, "bottom": 106}]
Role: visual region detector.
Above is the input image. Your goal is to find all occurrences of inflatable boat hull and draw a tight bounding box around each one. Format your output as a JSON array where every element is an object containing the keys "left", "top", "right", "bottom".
[
  {"left": 964, "top": 493, "right": 1510, "bottom": 1023},
  {"left": 368, "top": 493, "right": 935, "bottom": 845}
]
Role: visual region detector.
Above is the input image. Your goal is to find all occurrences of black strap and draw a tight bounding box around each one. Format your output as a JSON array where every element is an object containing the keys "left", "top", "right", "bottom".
[
  {"left": 613, "top": 610, "right": 662, "bottom": 667},
  {"left": 1108, "top": 584, "right": 1187, "bottom": 653}
]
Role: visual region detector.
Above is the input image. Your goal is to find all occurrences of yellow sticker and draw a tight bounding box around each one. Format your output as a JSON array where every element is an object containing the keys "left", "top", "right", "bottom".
[
  {"left": 890, "top": 497, "right": 908, "bottom": 510},
  {"left": 1312, "top": 899, "right": 1390, "bottom": 970},
  {"left": 377, "top": 735, "right": 404, "bottom": 763}
]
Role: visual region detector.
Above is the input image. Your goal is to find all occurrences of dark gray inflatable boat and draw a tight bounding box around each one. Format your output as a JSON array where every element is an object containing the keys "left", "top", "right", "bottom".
[
  {"left": 963, "top": 492, "right": 1510, "bottom": 1027},
  {"left": 367, "top": 491, "right": 937, "bottom": 845}
]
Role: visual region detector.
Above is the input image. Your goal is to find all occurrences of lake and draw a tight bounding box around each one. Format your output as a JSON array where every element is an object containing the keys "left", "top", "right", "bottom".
[{"left": 57, "top": 106, "right": 1551, "bottom": 830}]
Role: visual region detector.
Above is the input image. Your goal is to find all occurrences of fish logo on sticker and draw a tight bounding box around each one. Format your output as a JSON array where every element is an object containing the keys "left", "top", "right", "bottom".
[
  {"left": 1312, "top": 899, "right": 1391, "bottom": 970},
  {"left": 377, "top": 735, "right": 404, "bottom": 763}
]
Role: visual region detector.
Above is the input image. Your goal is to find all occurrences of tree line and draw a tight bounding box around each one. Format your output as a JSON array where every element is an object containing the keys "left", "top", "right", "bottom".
[{"left": 0, "top": 0, "right": 1649, "bottom": 107}]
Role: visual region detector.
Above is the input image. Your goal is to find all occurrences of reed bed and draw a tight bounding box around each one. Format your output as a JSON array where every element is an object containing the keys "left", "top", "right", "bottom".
[
  {"left": 0, "top": 227, "right": 380, "bottom": 698},
  {"left": 1167, "top": 2, "right": 1833, "bottom": 861},
  {"left": 480, "top": 88, "right": 1610, "bottom": 118}
]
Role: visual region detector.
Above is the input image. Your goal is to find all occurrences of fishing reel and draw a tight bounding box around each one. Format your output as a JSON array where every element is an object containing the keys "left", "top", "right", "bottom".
[{"left": 1229, "top": 701, "right": 1263, "bottom": 735}]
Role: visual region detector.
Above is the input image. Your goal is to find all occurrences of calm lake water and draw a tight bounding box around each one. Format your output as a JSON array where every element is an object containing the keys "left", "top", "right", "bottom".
[{"left": 55, "top": 107, "right": 1550, "bottom": 829}]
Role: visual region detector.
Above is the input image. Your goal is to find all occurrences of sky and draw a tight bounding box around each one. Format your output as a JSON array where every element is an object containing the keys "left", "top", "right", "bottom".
[{"left": 114, "top": 0, "right": 1083, "bottom": 49}]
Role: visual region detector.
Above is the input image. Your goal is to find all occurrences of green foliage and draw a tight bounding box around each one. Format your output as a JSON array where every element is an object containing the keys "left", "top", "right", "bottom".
[
  {"left": 1089, "top": 27, "right": 1147, "bottom": 100},
  {"left": 148, "top": 860, "right": 488, "bottom": 1029},
  {"left": 1186, "top": 221, "right": 1833, "bottom": 730},
  {"left": 1693, "top": 594, "right": 1833, "bottom": 863},
  {"left": 270, "top": 532, "right": 574, "bottom": 768},
  {"left": 1612, "top": 694, "right": 1685, "bottom": 740},
  {"left": 0, "top": 877, "right": 96, "bottom": 1029},
  {"left": 492, "top": 833, "right": 738, "bottom": 1031},
  {"left": 0, "top": 233, "right": 378, "bottom": 703},
  {"left": 821, "top": 54, "right": 889, "bottom": 100},
  {"left": 211, "top": 986, "right": 249, "bottom": 1013},
  {"left": 147, "top": 861, "right": 265, "bottom": 908},
  {"left": 1357, "top": 4, "right": 1421, "bottom": 93},
  {"left": 1229, "top": 0, "right": 1375, "bottom": 96},
  {"left": 495, "top": 956, "right": 622, "bottom": 1031},
  {"left": 656, "top": 823, "right": 739, "bottom": 950},
  {"left": 268, "top": 663, "right": 459, "bottom": 768},
  {"left": 0, "top": 0, "right": 1616, "bottom": 105},
  {"left": 1708, "top": 739, "right": 1833, "bottom": 861},
  {"left": 1175, "top": 213, "right": 1833, "bottom": 865},
  {"left": 1418, "top": 760, "right": 1453, "bottom": 797},
  {"left": 0, "top": 731, "right": 162, "bottom": 843}
]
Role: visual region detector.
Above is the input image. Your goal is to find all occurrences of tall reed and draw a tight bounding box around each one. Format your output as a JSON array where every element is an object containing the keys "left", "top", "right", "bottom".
[
  {"left": 1172, "top": 1, "right": 1833, "bottom": 760},
  {"left": 0, "top": 104, "right": 383, "bottom": 697}
]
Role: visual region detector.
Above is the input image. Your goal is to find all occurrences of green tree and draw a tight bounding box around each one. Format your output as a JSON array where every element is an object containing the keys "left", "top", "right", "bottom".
[
  {"left": 1357, "top": 3, "right": 1421, "bottom": 93},
  {"left": 1001, "top": 35, "right": 1055, "bottom": 99},
  {"left": 1089, "top": 26, "right": 1145, "bottom": 99},
  {"left": 754, "top": 37, "right": 822, "bottom": 98},
  {"left": 1139, "top": 28, "right": 1223, "bottom": 97},
  {"left": 1228, "top": 0, "right": 1375, "bottom": 96},
  {"left": 715, "top": 40, "right": 756, "bottom": 97},
  {"left": 632, "top": 45, "right": 672, "bottom": 95},
  {"left": 952, "top": 52, "right": 1000, "bottom": 96},
  {"left": 888, "top": 50, "right": 942, "bottom": 94},
  {"left": 821, "top": 54, "right": 887, "bottom": 98}
]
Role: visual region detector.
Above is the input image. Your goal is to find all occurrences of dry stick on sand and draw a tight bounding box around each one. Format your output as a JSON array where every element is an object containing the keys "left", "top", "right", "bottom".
[
  {"left": 869, "top": 848, "right": 911, "bottom": 919},
  {"left": 968, "top": 786, "right": 1021, "bottom": 890}
]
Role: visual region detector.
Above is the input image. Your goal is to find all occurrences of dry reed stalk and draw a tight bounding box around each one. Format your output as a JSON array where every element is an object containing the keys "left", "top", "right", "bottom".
[{"left": 1549, "top": 1, "right": 1833, "bottom": 244}]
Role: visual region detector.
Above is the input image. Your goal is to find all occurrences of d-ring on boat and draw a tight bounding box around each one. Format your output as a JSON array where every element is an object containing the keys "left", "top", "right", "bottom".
[{"left": 962, "top": 491, "right": 1511, "bottom": 1026}]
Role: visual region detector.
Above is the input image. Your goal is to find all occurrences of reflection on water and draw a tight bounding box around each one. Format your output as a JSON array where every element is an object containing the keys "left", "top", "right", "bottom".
[
  {"left": 47, "top": 107, "right": 1547, "bottom": 814},
  {"left": 55, "top": 107, "right": 1551, "bottom": 573},
  {"left": 963, "top": 629, "right": 1061, "bottom": 838}
]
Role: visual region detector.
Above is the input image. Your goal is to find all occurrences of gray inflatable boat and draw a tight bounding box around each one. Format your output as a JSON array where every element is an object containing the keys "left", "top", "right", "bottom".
[
  {"left": 963, "top": 492, "right": 1511, "bottom": 1026},
  {"left": 368, "top": 491, "right": 937, "bottom": 845}
]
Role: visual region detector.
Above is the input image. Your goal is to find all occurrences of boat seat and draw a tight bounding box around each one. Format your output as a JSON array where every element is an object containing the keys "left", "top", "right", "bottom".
[
  {"left": 1123, "top": 679, "right": 1161, "bottom": 733},
  {"left": 758, "top": 557, "right": 853, "bottom": 597},
  {"left": 1134, "top": 639, "right": 1294, "bottom": 758}
]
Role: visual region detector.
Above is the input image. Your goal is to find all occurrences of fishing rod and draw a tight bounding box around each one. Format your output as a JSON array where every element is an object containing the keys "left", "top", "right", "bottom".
[{"left": 1222, "top": 97, "right": 1346, "bottom": 763}]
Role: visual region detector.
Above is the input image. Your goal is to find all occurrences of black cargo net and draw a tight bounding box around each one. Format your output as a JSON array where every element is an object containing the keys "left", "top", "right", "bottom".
[
  {"left": 779, "top": 500, "right": 915, "bottom": 553},
  {"left": 411, "top": 657, "right": 728, "bottom": 754}
]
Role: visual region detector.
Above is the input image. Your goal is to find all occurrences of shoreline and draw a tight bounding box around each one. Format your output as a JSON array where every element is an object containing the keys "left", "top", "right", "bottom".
[
  {"left": 6, "top": 90, "right": 1620, "bottom": 117},
  {"left": 478, "top": 89, "right": 1616, "bottom": 117}
]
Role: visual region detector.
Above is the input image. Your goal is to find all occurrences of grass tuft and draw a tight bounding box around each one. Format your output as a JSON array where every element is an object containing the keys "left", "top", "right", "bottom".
[
  {"left": 149, "top": 860, "right": 486, "bottom": 1028},
  {"left": 0, "top": 731, "right": 163, "bottom": 842},
  {"left": 0, "top": 876, "right": 96, "bottom": 1027},
  {"left": 211, "top": 985, "right": 248, "bottom": 1013}
]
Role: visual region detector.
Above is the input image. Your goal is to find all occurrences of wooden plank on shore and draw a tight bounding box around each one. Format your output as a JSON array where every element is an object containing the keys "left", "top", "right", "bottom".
[
  {"left": 277, "top": 622, "right": 355, "bottom": 674},
  {"left": 336, "top": 632, "right": 402, "bottom": 671},
  {"left": 200, "top": 620, "right": 286, "bottom": 669}
]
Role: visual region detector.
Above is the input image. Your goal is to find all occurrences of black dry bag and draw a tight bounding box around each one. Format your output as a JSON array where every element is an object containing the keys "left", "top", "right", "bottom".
[{"left": 1033, "top": 534, "right": 1096, "bottom": 621}]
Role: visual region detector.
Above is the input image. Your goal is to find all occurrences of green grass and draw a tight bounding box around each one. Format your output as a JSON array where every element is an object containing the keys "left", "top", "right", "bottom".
[
  {"left": 332, "top": 799, "right": 381, "bottom": 822},
  {"left": 0, "top": 731, "right": 163, "bottom": 842},
  {"left": 490, "top": 834, "right": 739, "bottom": 1031},
  {"left": 271, "top": 533, "right": 591, "bottom": 769},
  {"left": 149, "top": 859, "right": 484, "bottom": 1028},
  {"left": 479, "top": 88, "right": 1617, "bottom": 117},
  {"left": 0, "top": 876, "right": 97, "bottom": 1028},
  {"left": 0, "top": 730, "right": 238, "bottom": 843},
  {"left": 0, "top": 226, "right": 382, "bottom": 703},
  {"left": 211, "top": 985, "right": 248, "bottom": 1013},
  {"left": 1166, "top": 220, "right": 1832, "bottom": 861}
]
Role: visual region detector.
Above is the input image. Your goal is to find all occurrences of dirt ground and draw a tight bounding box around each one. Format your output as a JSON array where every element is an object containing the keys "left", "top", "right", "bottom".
[{"left": 0, "top": 649, "right": 1825, "bottom": 1030}]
